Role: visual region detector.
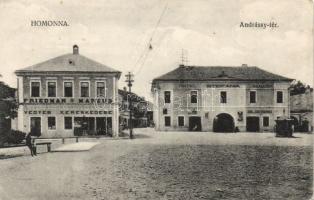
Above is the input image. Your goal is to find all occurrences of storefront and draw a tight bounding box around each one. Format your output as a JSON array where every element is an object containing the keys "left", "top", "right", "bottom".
[{"left": 15, "top": 45, "right": 121, "bottom": 137}]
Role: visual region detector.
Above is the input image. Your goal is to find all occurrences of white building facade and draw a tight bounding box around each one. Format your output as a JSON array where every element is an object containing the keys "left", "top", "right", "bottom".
[
  {"left": 152, "top": 65, "right": 293, "bottom": 132},
  {"left": 15, "top": 45, "right": 121, "bottom": 138}
]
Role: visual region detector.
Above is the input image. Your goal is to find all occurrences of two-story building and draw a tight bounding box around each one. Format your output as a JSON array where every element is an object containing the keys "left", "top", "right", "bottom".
[
  {"left": 151, "top": 64, "right": 293, "bottom": 132},
  {"left": 15, "top": 45, "right": 121, "bottom": 137}
]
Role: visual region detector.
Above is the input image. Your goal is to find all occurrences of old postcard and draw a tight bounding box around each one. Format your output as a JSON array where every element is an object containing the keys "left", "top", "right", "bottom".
[{"left": 0, "top": 0, "right": 313, "bottom": 199}]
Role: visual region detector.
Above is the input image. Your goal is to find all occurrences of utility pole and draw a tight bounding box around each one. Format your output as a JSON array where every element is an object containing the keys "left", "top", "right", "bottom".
[
  {"left": 180, "top": 49, "right": 189, "bottom": 66},
  {"left": 125, "top": 72, "right": 134, "bottom": 139}
]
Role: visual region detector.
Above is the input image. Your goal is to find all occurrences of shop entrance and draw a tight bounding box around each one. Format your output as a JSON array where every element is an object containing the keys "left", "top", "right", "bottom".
[
  {"left": 246, "top": 117, "right": 260, "bottom": 132},
  {"left": 96, "top": 117, "right": 112, "bottom": 135},
  {"left": 74, "top": 117, "right": 112, "bottom": 136},
  {"left": 213, "top": 113, "right": 234, "bottom": 132},
  {"left": 189, "top": 116, "right": 202, "bottom": 131},
  {"left": 30, "top": 117, "right": 41, "bottom": 136}
]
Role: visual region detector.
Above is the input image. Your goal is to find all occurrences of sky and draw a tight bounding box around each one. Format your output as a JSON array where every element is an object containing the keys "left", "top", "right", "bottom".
[{"left": 0, "top": 0, "right": 312, "bottom": 101}]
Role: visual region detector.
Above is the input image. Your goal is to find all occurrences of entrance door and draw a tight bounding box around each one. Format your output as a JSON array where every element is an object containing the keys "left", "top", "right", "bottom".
[
  {"left": 96, "top": 117, "right": 107, "bottom": 135},
  {"left": 30, "top": 117, "right": 41, "bottom": 136},
  {"left": 213, "top": 113, "right": 234, "bottom": 132},
  {"left": 189, "top": 117, "right": 202, "bottom": 131},
  {"left": 246, "top": 117, "right": 260, "bottom": 132}
]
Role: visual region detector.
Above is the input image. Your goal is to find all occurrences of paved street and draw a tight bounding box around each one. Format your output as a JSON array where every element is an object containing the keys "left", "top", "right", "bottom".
[{"left": 0, "top": 128, "right": 312, "bottom": 200}]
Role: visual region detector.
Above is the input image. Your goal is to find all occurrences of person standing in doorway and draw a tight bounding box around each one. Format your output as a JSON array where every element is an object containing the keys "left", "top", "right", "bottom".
[{"left": 26, "top": 133, "right": 36, "bottom": 156}]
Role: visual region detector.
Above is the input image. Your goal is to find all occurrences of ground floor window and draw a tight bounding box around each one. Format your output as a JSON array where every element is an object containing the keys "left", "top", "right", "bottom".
[
  {"left": 73, "top": 117, "right": 112, "bottom": 136},
  {"left": 178, "top": 116, "right": 184, "bottom": 126},
  {"left": 263, "top": 116, "right": 269, "bottom": 127},
  {"left": 64, "top": 117, "right": 73, "bottom": 130},
  {"left": 165, "top": 116, "right": 171, "bottom": 127},
  {"left": 48, "top": 117, "right": 56, "bottom": 130}
]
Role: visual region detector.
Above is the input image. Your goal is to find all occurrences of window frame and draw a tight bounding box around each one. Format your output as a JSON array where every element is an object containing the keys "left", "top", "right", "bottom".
[
  {"left": 190, "top": 90, "right": 198, "bottom": 104},
  {"left": 47, "top": 116, "right": 56, "bottom": 130},
  {"left": 95, "top": 81, "right": 106, "bottom": 97},
  {"left": 220, "top": 91, "right": 227, "bottom": 104},
  {"left": 46, "top": 81, "right": 57, "bottom": 97},
  {"left": 80, "top": 81, "right": 90, "bottom": 97},
  {"left": 63, "top": 81, "right": 74, "bottom": 97},
  {"left": 30, "top": 81, "right": 41, "bottom": 97},
  {"left": 64, "top": 116, "right": 73, "bottom": 130},
  {"left": 263, "top": 116, "right": 269, "bottom": 127},
  {"left": 164, "top": 91, "right": 171, "bottom": 104},
  {"left": 249, "top": 90, "right": 257, "bottom": 104},
  {"left": 164, "top": 116, "right": 171, "bottom": 127},
  {"left": 178, "top": 116, "right": 185, "bottom": 127},
  {"left": 276, "top": 91, "right": 283, "bottom": 103}
]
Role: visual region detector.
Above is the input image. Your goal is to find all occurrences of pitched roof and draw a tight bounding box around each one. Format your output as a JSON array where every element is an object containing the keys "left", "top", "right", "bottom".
[
  {"left": 15, "top": 53, "right": 120, "bottom": 74},
  {"left": 153, "top": 65, "right": 293, "bottom": 82}
]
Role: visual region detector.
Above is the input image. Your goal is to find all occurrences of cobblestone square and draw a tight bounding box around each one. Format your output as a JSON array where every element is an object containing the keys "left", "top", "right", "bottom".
[{"left": 0, "top": 128, "right": 312, "bottom": 200}]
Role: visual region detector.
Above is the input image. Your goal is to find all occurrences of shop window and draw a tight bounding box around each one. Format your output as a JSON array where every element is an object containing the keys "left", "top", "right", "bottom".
[
  {"left": 263, "top": 116, "right": 269, "bottom": 127},
  {"left": 178, "top": 116, "right": 184, "bottom": 127},
  {"left": 47, "top": 82, "right": 56, "bottom": 97},
  {"left": 165, "top": 116, "right": 171, "bottom": 127},
  {"left": 250, "top": 91, "right": 256, "bottom": 103},
  {"left": 64, "top": 117, "right": 72, "bottom": 129},
  {"left": 220, "top": 91, "right": 227, "bottom": 103},
  {"left": 96, "top": 82, "right": 106, "bottom": 97},
  {"left": 277, "top": 91, "right": 283, "bottom": 103},
  {"left": 48, "top": 117, "right": 56, "bottom": 130},
  {"left": 80, "top": 82, "right": 89, "bottom": 97},
  {"left": 64, "top": 82, "right": 73, "bottom": 97},
  {"left": 31, "top": 81, "right": 40, "bottom": 97},
  {"left": 191, "top": 91, "right": 198, "bottom": 103},
  {"left": 164, "top": 91, "right": 171, "bottom": 103}
]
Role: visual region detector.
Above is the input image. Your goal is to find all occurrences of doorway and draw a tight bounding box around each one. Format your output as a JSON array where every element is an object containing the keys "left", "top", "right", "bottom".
[
  {"left": 246, "top": 117, "right": 260, "bottom": 132},
  {"left": 30, "top": 117, "right": 41, "bottom": 136},
  {"left": 96, "top": 117, "right": 112, "bottom": 135},
  {"left": 213, "top": 113, "right": 234, "bottom": 132},
  {"left": 189, "top": 116, "right": 202, "bottom": 131}
]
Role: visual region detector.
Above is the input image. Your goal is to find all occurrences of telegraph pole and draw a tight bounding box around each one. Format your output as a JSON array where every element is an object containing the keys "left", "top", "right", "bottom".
[{"left": 125, "top": 72, "right": 134, "bottom": 139}]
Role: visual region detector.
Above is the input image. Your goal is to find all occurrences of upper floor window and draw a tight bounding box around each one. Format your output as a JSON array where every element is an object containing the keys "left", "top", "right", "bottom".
[
  {"left": 249, "top": 91, "right": 256, "bottom": 103},
  {"left": 31, "top": 81, "right": 40, "bottom": 97},
  {"left": 276, "top": 91, "right": 283, "bottom": 103},
  {"left": 80, "top": 82, "right": 89, "bottom": 97},
  {"left": 191, "top": 91, "right": 198, "bottom": 103},
  {"left": 96, "top": 82, "right": 106, "bottom": 97},
  {"left": 64, "top": 82, "right": 73, "bottom": 97},
  {"left": 164, "top": 91, "right": 171, "bottom": 103},
  {"left": 47, "top": 82, "right": 56, "bottom": 97},
  {"left": 220, "top": 91, "right": 227, "bottom": 103}
]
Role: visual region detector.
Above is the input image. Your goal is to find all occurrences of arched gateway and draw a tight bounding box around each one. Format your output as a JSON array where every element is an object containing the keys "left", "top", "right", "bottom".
[{"left": 213, "top": 113, "right": 235, "bottom": 132}]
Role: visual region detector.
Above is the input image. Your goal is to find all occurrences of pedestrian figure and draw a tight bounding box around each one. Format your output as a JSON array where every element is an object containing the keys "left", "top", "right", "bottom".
[{"left": 26, "top": 133, "right": 36, "bottom": 156}]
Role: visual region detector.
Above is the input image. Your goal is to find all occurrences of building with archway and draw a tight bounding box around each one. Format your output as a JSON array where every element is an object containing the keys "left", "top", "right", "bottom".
[{"left": 151, "top": 64, "right": 293, "bottom": 132}]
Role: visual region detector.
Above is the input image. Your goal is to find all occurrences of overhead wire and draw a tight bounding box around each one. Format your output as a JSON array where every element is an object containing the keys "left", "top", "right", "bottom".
[{"left": 133, "top": 2, "right": 168, "bottom": 75}]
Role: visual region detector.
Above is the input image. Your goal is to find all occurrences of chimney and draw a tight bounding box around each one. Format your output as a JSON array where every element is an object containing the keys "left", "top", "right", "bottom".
[
  {"left": 242, "top": 64, "right": 248, "bottom": 67},
  {"left": 73, "top": 44, "right": 79, "bottom": 55}
]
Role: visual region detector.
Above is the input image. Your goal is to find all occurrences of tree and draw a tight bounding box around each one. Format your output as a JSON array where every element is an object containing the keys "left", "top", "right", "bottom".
[
  {"left": 290, "top": 80, "right": 312, "bottom": 96},
  {"left": 0, "top": 81, "right": 17, "bottom": 146}
]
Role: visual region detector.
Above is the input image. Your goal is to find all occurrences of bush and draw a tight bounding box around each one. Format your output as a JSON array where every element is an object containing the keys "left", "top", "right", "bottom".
[{"left": 6, "top": 130, "right": 26, "bottom": 144}]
